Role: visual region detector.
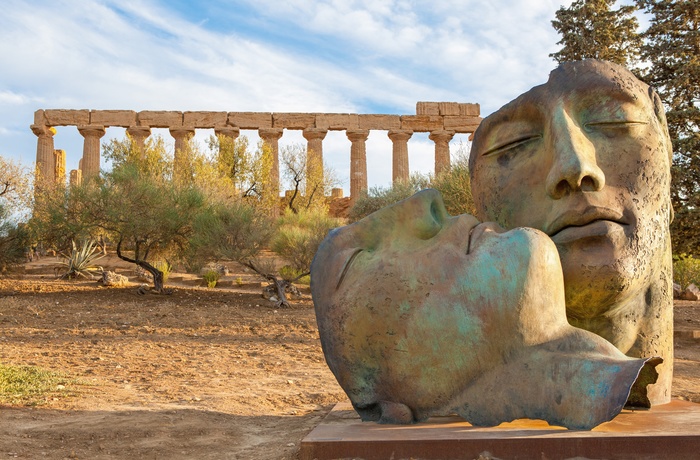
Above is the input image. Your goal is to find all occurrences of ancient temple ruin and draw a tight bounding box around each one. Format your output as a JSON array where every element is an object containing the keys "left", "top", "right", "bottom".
[{"left": 31, "top": 102, "right": 481, "bottom": 198}]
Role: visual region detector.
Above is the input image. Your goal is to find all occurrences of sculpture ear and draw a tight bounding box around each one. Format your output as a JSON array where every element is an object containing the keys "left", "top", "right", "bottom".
[
  {"left": 648, "top": 86, "right": 674, "bottom": 224},
  {"left": 648, "top": 86, "right": 673, "bottom": 162}
]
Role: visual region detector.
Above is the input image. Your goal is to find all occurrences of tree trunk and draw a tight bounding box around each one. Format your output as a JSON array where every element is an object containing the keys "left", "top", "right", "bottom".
[
  {"left": 243, "top": 260, "right": 296, "bottom": 308},
  {"left": 116, "top": 239, "right": 168, "bottom": 294}
]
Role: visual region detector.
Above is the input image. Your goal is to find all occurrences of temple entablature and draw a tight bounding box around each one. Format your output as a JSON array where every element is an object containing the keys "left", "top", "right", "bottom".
[{"left": 31, "top": 102, "right": 481, "bottom": 198}]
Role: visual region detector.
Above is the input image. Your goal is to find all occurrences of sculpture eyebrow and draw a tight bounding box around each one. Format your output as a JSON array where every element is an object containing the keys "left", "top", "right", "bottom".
[{"left": 336, "top": 248, "right": 363, "bottom": 290}]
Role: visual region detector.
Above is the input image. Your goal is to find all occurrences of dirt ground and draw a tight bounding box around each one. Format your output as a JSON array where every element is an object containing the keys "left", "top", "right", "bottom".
[{"left": 0, "top": 255, "right": 699, "bottom": 459}]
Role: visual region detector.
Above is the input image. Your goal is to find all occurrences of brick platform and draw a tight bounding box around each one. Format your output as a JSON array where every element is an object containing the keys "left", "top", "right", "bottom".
[{"left": 300, "top": 400, "right": 700, "bottom": 460}]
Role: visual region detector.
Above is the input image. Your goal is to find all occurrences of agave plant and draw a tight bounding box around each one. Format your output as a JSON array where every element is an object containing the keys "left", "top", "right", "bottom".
[{"left": 57, "top": 240, "right": 105, "bottom": 280}]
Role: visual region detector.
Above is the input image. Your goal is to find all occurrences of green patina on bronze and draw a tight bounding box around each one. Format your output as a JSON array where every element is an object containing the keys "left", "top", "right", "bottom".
[
  {"left": 470, "top": 59, "right": 673, "bottom": 405},
  {"left": 311, "top": 188, "right": 658, "bottom": 430}
]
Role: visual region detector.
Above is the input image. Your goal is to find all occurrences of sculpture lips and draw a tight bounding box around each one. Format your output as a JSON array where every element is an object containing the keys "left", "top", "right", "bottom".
[
  {"left": 467, "top": 222, "right": 503, "bottom": 254},
  {"left": 548, "top": 207, "right": 627, "bottom": 244}
]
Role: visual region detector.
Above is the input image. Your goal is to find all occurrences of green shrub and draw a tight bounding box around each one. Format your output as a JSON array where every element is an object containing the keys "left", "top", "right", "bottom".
[
  {"left": 0, "top": 215, "right": 30, "bottom": 273},
  {"left": 430, "top": 150, "right": 475, "bottom": 216},
  {"left": 202, "top": 269, "right": 220, "bottom": 288},
  {"left": 348, "top": 150, "right": 475, "bottom": 222},
  {"left": 279, "top": 265, "right": 311, "bottom": 285},
  {"left": 57, "top": 240, "right": 104, "bottom": 279},
  {"left": 272, "top": 208, "right": 343, "bottom": 275},
  {"left": 673, "top": 254, "right": 700, "bottom": 289},
  {"left": 348, "top": 174, "right": 428, "bottom": 222},
  {"left": 153, "top": 260, "right": 172, "bottom": 283}
]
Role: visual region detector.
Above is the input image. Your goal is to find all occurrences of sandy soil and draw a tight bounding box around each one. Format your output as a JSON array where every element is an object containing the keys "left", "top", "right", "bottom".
[{"left": 0, "top": 256, "right": 699, "bottom": 459}]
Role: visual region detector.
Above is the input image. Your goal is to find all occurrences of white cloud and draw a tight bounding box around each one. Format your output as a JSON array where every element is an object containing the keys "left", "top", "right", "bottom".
[{"left": 0, "top": 0, "right": 576, "bottom": 187}]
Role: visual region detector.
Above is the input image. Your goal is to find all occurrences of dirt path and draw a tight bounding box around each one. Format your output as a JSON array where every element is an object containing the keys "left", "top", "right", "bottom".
[
  {"left": 0, "top": 260, "right": 698, "bottom": 459},
  {"left": 0, "top": 275, "right": 344, "bottom": 459}
]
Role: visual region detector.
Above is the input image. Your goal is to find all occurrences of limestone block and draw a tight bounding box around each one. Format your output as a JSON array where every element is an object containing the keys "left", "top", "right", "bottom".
[
  {"left": 184, "top": 111, "right": 228, "bottom": 128},
  {"left": 90, "top": 110, "right": 137, "bottom": 127},
  {"left": 416, "top": 102, "right": 440, "bottom": 116},
  {"left": 358, "top": 114, "right": 401, "bottom": 130},
  {"left": 443, "top": 116, "right": 482, "bottom": 132},
  {"left": 459, "top": 103, "right": 480, "bottom": 116},
  {"left": 99, "top": 271, "right": 129, "bottom": 287},
  {"left": 34, "top": 110, "right": 46, "bottom": 125},
  {"left": 228, "top": 112, "right": 272, "bottom": 129},
  {"left": 137, "top": 111, "right": 183, "bottom": 128},
  {"left": 400, "top": 115, "right": 444, "bottom": 132},
  {"left": 674, "top": 283, "right": 683, "bottom": 299},
  {"left": 273, "top": 113, "right": 316, "bottom": 129},
  {"left": 43, "top": 109, "right": 90, "bottom": 126},
  {"left": 316, "top": 113, "right": 360, "bottom": 130},
  {"left": 681, "top": 284, "right": 700, "bottom": 301},
  {"left": 438, "top": 102, "right": 461, "bottom": 116}
]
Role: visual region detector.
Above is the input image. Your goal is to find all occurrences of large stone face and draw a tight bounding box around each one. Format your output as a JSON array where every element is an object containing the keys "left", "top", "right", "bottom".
[{"left": 469, "top": 59, "right": 674, "bottom": 405}]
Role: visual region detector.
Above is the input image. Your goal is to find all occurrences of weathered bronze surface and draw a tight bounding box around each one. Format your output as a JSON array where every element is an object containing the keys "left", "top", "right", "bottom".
[
  {"left": 469, "top": 60, "right": 673, "bottom": 405},
  {"left": 311, "top": 189, "right": 654, "bottom": 430}
]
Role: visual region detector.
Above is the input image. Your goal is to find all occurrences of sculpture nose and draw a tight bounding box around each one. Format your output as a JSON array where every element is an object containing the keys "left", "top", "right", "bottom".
[{"left": 545, "top": 110, "right": 605, "bottom": 199}]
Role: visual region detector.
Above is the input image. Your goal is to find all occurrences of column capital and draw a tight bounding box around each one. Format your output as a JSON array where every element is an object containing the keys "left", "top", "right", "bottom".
[
  {"left": 126, "top": 126, "right": 151, "bottom": 136},
  {"left": 346, "top": 129, "right": 370, "bottom": 142},
  {"left": 169, "top": 127, "right": 195, "bottom": 138},
  {"left": 302, "top": 127, "right": 328, "bottom": 141},
  {"left": 214, "top": 127, "right": 240, "bottom": 138},
  {"left": 388, "top": 129, "right": 413, "bottom": 142},
  {"left": 258, "top": 128, "right": 284, "bottom": 142},
  {"left": 77, "top": 125, "right": 106, "bottom": 138},
  {"left": 31, "top": 124, "right": 56, "bottom": 137},
  {"left": 429, "top": 130, "right": 455, "bottom": 143}
]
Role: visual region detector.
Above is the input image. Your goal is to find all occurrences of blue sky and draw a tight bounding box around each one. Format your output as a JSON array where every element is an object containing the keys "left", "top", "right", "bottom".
[{"left": 1, "top": 0, "right": 580, "bottom": 193}]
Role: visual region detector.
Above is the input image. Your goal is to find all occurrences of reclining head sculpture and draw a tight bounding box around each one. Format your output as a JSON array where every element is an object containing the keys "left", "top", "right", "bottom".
[
  {"left": 311, "top": 188, "right": 658, "bottom": 430},
  {"left": 469, "top": 59, "right": 673, "bottom": 405},
  {"left": 311, "top": 60, "right": 671, "bottom": 429}
]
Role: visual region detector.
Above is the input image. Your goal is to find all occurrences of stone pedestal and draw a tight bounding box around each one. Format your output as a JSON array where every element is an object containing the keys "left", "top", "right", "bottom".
[
  {"left": 388, "top": 129, "right": 413, "bottom": 184},
  {"left": 346, "top": 129, "right": 369, "bottom": 199},
  {"left": 78, "top": 125, "right": 106, "bottom": 179},
  {"left": 430, "top": 130, "right": 455, "bottom": 176},
  {"left": 301, "top": 400, "right": 700, "bottom": 460}
]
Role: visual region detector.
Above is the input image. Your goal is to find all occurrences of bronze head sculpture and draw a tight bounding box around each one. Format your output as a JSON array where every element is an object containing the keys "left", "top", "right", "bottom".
[
  {"left": 311, "top": 189, "right": 657, "bottom": 430},
  {"left": 469, "top": 60, "right": 673, "bottom": 405}
]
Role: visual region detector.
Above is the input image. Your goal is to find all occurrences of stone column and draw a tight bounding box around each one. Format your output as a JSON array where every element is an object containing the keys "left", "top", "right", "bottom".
[
  {"left": 429, "top": 130, "right": 455, "bottom": 176},
  {"left": 346, "top": 129, "right": 369, "bottom": 199},
  {"left": 169, "top": 127, "right": 195, "bottom": 179},
  {"left": 215, "top": 127, "right": 240, "bottom": 141},
  {"left": 69, "top": 169, "right": 82, "bottom": 187},
  {"left": 388, "top": 129, "right": 413, "bottom": 184},
  {"left": 303, "top": 128, "right": 328, "bottom": 184},
  {"left": 30, "top": 124, "right": 56, "bottom": 187},
  {"left": 54, "top": 149, "right": 66, "bottom": 186},
  {"left": 259, "top": 128, "right": 284, "bottom": 203},
  {"left": 126, "top": 126, "right": 151, "bottom": 153},
  {"left": 78, "top": 125, "right": 106, "bottom": 180}
]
